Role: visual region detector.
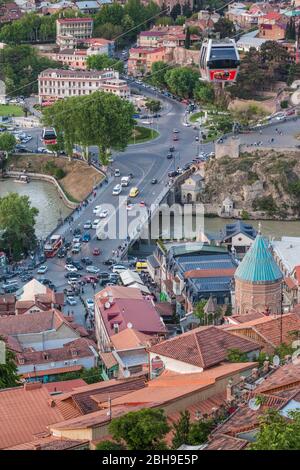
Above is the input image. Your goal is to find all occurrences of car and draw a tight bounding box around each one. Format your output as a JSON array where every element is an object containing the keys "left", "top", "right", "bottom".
[
  {"left": 86, "top": 265, "right": 100, "bottom": 274},
  {"left": 83, "top": 275, "right": 99, "bottom": 283},
  {"left": 127, "top": 203, "right": 134, "bottom": 211},
  {"left": 99, "top": 209, "right": 109, "bottom": 218},
  {"left": 114, "top": 169, "right": 121, "bottom": 177},
  {"left": 65, "top": 272, "right": 81, "bottom": 279},
  {"left": 64, "top": 287, "right": 78, "bottom": 296},
  {"left": 151, "top": 178, "right": 157, "bottom": 184},
  {"left": 93, "top": 248, "right": 101, "bottom": 256},
  {"left": 139, "top": 201, "right": 146, "bottom": 207},
  {"left": 83, "top": 221, "right": 92, "bottom": 229},
  {"left": 81, "top": 257, "right": 92, "bottom": 265},
  {"left": 66, "top": 296, "right": 78, "bottom": 306},
  {"left": 1, "top": 284, "right": 19, "bottom": 293},
  {"left": 66, "top": 256, "right": 73, "bottom": 264},
  {"left": 68, "top": 278, "right": 80, "bottom": 286},
  {"left": 57, "top": 249, "right": 66, "bottom": 258},
  {"left": 71, "top": 246, "right": 81, "bottom": 254},
  {"left": 92, "top": 219, "right": 100, "bottom": 229},
  {"left": 166, "top": 153, "right": 173, "bottom": 159},
  {"left": 103, "top": 259, "right": 114, "bottom": 266},
  {"left": 169, "top": 146, "right": 175, "bottom": 152},
  {"left": 112, "top": 265, "right": 127, "bottom": 274},
  {"left": 93, "top": 205, "right": 102, "bottom": 214},
  {"left": 37, "top": 265, "right": 48, "bottom": 274},
  {"left": 65, "top": 264, "right": 78, "bottom": 272},
  {"left": 98, "top": 272, "right": 110, "bottom": 280},
  {"left": 195, "top": 136, "right": 199, "bottom": 141},
  {"left": 73, "top": 228, "right": 81, "bottom": 236},
  {"left": 65, "top": 242, "right": 71, "bottom": 250},
  {"left": 168, "top": 170, "right": 179, "bottom": 178},
  {"left": 20, "top": 274, "right": 33, "bottom": 283},
  {"left": 73, "top": 235, "right": 81, "bottom": 244},
  {"left": 173, "top": 129, "right": 179, "bottom": 133},
  {"left": 173, "top": 135, "right": 179, "bottom": 141},
  {"left": 86, "top": 298, "right": 94, "bottom": 310},
  {"left": 112, "top": 184, "right": 122, "bottom": 196},
  {"left": 129, "top": 187, "right": 139, "bottom": 198},
  {"left": 72, "top": 261, "right": 83, "bottom": 270},
  {"left": 82, "top": 232, "right": 91, "bottom": 242}
]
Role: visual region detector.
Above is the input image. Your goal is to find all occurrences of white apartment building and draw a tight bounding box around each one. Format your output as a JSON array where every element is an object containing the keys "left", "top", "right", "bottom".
[
  {"left": 56, "top": 17, "right": 93, "bottom": 42},
  {"left": 38, "top": 68, "right": 130, "bottom": 104}
]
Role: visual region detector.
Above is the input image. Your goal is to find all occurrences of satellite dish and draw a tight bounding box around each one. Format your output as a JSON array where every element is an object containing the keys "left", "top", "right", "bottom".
[
  {"left": 127, "top": 322, "right": 133, "bottom": 329},
  {"left": 273, "top": 355, "right": 280, "bottom": 367},
  {"left": 248, "top": 398, "right": 261, "bottom": 411},
  {"left": 104, "top": 301, "right": 111, "bottom": 309},
  {"left": 123, "top": 369, "right": 130, "bottom": 378}
]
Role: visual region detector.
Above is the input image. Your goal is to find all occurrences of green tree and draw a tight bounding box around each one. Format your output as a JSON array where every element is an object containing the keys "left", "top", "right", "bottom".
[
  {"left": 96, "top": 440, "right": 126, "bottom": 450},
  {"left": 170, "top": 3, "right": 182, "bottom": 21},
  {"left": 175, "top": 15, "right": 186, "bottom": 26},
  {"left": 260, "top": 41, "right": 290, "bottom": 83},
  {"left": 86, "top": 54, "right": 124, "bottom": 74},
  {"left": 94, "top": 3, "right": 125, "bottom": 27},
  {"left": 150, "top": 61, "right": 172, "bottom": 88},
  {"left": 188, "top": 418, "right": 214, "bottom": 445},
  {"left": 0, "top": 132, "right": 16, "bottom": 157},
  {"left": 0, "top": 337, "right": 20, "bottom": 389},
  {"left": 213, "top": 17, "right": 235, "bottom": 38},
  {"left": 227, "top": 348, "right": 248, "bottom": 363},
  {"left": 109, "top": 408, "right": 170, "bottom": 450},
  {"left": 0, "top": 193, "right": 38, "bottom": 260},
  {"left": 155, "top": 15, "right": 174, "bottom": 26},
  {"left": 182, "top": 1, "right": 192, "bottom": 18},
  {"left": 145, "top": 98, "right": 161, "bottom": 113},
  {"left": 250, "top": 409, "right": 300, "bottom": 450},
  {"left": 172, "top": 410, "right": 191, "bottom": 449},
  {"left": 43, "top": 92, "right": 135, "bottom": 164},
  {"left": 193, "top": 82, "right": 215, "bottom": 105},
  {"left": 193, "top": 299, "right": 207, "bottom": 322},
  {"left": 184, "top": 26, "right": 191, "bottom": 49},
  {"left": 165, "top": 66, "right": 199, "bottom": 98},
  {"left": 0, "top": 44, "right": 59, "bottom": 97}
]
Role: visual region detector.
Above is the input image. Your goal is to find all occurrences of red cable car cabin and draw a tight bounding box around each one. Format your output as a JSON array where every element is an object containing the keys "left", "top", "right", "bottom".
[
  {"left": 42, "top": 127, "right": 57, "bottom": 145},
  {"left": 44, "top": 234, "right": 63, "bottom": 258},
  {"left": 200, "top": 38, "right": 240, "bottom": 83}
]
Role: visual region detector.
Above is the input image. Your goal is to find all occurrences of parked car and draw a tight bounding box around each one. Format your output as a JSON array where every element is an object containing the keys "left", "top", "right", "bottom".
[
  {"left": 93, "top": 205, "right": 102, "bottom": 214},
  {"left": 99, "top": 209, "right": 109, "bottom": 218},
  {"left": 83, "top": 275, "right": 99, "bottom": 283},
  {"left": 92, "top": 219, "right": 100, "bottom": 229},
  {"left": 151, "top": 178, "right": 158, "bottom": 184},
  {"left": 86, "top": 265, "right": 100, "bottom": 274},
  {"left": 85, "top": 298, "right": 94, "bottom": 310},
  {"left": 37, "top": 265, "right": 48, "bottom": 274},
  {"left": 83, "top": 221, "right": 92, "bottom": 229},
  {"left": 66, "top": 296, "right": 77, "bottom": 306},
  {"left": 72, "top": 261, "right": 83, "bottom": 270},
  {"left": 112, "top": 184, "right": 122, "bottom": 196},
  {"left": 93, "top": 248, "right": 101, "bottom": 256},
  {"left": 111, "top": 265, "right": 127, "bottom": 274},
  {"left": 65, "top": 264, "right": 78, "bottom": 272},
  {"left": 166, "top": 153, "right": 173, "bottom": 159},
  {"left": 82, "top": 232, "right": 91, "bottom": 242},
  {"left": 81, "top": 257, "right": 92, "bottom": 265}
]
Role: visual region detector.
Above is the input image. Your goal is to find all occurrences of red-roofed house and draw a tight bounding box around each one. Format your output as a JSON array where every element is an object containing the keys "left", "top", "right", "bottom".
[
  {"left": 95, "top": 286, "right": 166, "bottom": 351},
  {"left": 0, "top": 2, "right": 22, "bottom": 24},
  {"left": 149, "top": 326, "right": 260, "bottom": 375},
  {"left": 128, "top": 47, "right": 166, "bottom": 76}
]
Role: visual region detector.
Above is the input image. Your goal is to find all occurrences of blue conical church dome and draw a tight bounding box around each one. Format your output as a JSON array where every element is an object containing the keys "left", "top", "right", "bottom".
[{"left": 235, "top": 234, "right": 283, "bottom": 283}]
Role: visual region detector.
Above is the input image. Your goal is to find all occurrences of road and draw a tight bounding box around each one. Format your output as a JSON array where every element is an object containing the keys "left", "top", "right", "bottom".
[{"left": 10, "top": 84, "right": 300, "bottom": 326}]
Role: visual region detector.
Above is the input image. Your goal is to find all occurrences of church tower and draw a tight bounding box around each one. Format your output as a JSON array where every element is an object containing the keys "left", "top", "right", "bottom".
[{"left": 234, "top": 229, "right": 283, "bottom": 315}]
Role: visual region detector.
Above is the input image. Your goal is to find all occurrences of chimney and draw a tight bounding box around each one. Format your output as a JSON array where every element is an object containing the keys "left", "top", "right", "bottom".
[
  {"left": 251, "top": 367, "right": 259, "bottom": 380},
  {"left": 226, "top": 379, "right": 233, "bottom": 402},
  {"left": 24, "top": 382, "right": 42, "bottom": 391},
  {"left": 263, "top": 360, "right": 270, "bottom": 373}
]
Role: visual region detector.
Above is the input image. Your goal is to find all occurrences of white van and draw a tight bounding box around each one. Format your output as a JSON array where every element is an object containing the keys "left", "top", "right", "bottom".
[
  {"left": 114, "top": 169, "right": 120, "bottom": 177},
  {"left": 121, "top": 176, "right": 131, "bottom": 187},
  {"left": 112, "top": 184, "right": 122, "bottom": 195}
]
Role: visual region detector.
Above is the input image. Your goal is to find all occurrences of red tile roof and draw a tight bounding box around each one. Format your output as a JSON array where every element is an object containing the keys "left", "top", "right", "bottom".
[
  {"left": 96, "top": 287, "right": 166, "bottom": 337},
  {"left": 16, "top": 338, "right": 96, "bottom": 366},
  {"left": 0, "top": 383, "right": 64, "bottom": 449},
  {"left": 184, "top": 268, "right": 236, "bottom": 279},
  {"left": 228, "top": 312, "right": 300, "bottom": 348},
  {"left": 206, "top": 434, "right": 248, "bottom": 450},
  {"left": 285, "top": 277, "right": 297, "bottom": 289},
  {"left": 110, "top": 328, "right": 154, "bottom": 350},
  {"left": 255, "top": 362, "right": 300, "bottom": 394},
  {"left": 57, "top": 17, "right": 93, "bottom": 23},
  {"left": 230, "top": 311, "right": 266, "bottom": 324},
  {"left": 150, "top": 326, "right": 260, "bottom": 369},
  {"left": 45, "top": 379, "right": 87, "bottom": 395},
  {"left": 0, "top": 309, "right": 67, "bottom": 335},
  {"left": 7, "top": 436, "right": 89, "bottom": 450},
  {"left": 22, "top": 364, "right": 83, "bottom": 379}
]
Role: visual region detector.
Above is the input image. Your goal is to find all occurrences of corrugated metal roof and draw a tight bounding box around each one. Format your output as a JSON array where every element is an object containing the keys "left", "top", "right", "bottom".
[{"left": 235, "top": 235, "right": 283, "bottom": 283}]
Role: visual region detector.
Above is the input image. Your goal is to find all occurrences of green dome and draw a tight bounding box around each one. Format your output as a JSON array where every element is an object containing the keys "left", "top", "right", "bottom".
[{"left": 235, "top": 234, "right": 283, "bottom": 283}]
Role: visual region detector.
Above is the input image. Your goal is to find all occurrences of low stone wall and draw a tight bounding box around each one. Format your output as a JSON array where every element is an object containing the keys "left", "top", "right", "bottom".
[{"left": 5, "top": 170, "right": 78, "bottom": 209}]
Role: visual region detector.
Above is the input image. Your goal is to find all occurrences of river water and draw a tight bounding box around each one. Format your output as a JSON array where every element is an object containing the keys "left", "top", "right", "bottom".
[
  {"left": 0, "top": 180, "right": 71, "bottom": 239},
  {"left": 1, "top": 180, "right": 300, "bottom": 241}
]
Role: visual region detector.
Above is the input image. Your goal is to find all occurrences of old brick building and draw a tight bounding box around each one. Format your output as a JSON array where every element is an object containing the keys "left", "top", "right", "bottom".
[{"left": 234, "top": 231, "right": 283, "bottom": 315}]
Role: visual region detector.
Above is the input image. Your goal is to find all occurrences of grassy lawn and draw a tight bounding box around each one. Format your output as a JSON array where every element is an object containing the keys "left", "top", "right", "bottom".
[
  {"left": 190, "top": 111, "right": 205, "bottom": 123},
  {"left": 0, "top": 104, "right": 25, "bottom": 117},
  {"left": 7, "top": 154, "right": 103, "bottom": 202},
  {"left": 129, "top": 125, "right": 159, "bottom": 144}
]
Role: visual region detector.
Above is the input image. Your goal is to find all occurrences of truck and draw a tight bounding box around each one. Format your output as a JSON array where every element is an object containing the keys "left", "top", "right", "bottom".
[{"left": 121, "top": 176, "right": 131, "bottom": 187}]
